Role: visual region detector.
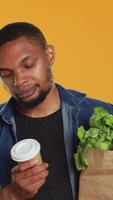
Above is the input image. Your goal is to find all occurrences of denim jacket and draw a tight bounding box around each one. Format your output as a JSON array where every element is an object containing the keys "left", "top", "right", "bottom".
[{"left": 0, "top": 83, "right": 113, "bottom": 200}]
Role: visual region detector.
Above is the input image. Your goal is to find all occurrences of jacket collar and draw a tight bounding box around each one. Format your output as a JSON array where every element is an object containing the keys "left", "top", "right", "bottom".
[
  {"left": 56, "top": 83, "right": 86, "bottom": 108},
  {"left": 0, "top": 83, "right": 86, "bottom": 123},
  {"left": 0, "top": 98, "right": 14, "bottom": 124}
]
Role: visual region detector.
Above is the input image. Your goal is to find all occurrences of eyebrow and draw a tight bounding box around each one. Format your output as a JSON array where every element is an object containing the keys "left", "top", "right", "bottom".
[
  {"left": 20, "top": 55, "right": 31, "bottom": 64},
  {"left": 0, "top": 68, "right": 11, "bottom": 71},
  {"left": 0, "top": 56, "right": 32, "bottom": 71}
]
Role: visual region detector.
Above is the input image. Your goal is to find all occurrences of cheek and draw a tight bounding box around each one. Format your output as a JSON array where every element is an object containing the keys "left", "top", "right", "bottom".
[{"left": 33, "top": 66, "right": 49, "bottom": 82}]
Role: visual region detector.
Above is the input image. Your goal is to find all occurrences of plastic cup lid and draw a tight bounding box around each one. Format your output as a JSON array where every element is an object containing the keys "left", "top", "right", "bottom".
[{"left": 10, "top": 139, "right": 41, "bottom": 162}]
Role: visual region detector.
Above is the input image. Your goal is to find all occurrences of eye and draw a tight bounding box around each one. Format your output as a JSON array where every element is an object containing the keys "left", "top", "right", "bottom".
[
  {"left": 0, "top": 71, "right": 12, "bottom": 78},
  {"left": 24, "top": 59, "right": 38, "bottom": 69},
  {"left": 24, "top": 64, "right": 34, "bottom": 69},
  {"left": 24, "top": 58, "right": 38, "bottom": 69}
]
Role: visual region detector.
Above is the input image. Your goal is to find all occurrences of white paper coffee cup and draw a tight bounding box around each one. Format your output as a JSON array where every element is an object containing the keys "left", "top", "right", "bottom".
[{"left": 10, "top": 139, "right": 42, "bottom": 163}]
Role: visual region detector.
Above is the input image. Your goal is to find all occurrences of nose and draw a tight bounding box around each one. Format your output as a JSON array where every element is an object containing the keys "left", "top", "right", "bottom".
[{"left": 13, "top": 70, "right": 27, "bottom": 87}]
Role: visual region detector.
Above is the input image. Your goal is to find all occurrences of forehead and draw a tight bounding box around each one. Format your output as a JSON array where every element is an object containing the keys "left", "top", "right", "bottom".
[{"left": 0, "top": 37, "right": 43, "bottom": 67}]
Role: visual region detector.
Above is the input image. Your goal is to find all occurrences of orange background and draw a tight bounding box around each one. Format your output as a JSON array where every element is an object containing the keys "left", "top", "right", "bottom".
[{"left": 0, "top": 0, "right": 113, "bottom": 103}]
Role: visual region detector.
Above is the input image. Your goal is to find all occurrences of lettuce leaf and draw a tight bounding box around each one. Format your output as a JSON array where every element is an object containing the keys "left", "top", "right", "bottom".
[{"left": 74, "top": 107, "right": 113, "bottom": 171}]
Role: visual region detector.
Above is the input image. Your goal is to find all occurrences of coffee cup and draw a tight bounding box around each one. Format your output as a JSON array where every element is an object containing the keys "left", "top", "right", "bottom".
[{"left": 10, "top": 139, "right": 42, "bottom": 163}]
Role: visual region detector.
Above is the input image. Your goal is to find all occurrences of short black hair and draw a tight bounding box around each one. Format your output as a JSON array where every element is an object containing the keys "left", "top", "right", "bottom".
[{"left": 0, "top": 22, "right": 47, "bottom": 49}]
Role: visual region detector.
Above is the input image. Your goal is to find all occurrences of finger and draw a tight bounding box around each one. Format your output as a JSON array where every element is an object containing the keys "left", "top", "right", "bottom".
[
  {"left": 30, "top": 178, "right": 46, "bottom": 192},
  {"left": 21, "top": 169, "right": 49, "bottom": 185},
  {"left": 13, "top": 167, "right": 49, "bottom": 187},
  {"left": 13, "top": 163, "right": 49, "bottom": 181},
  {"left": 19, "top": 178, "right": 46, "bottom": 198},
  {"left": 19, "top": 160, "right": 40, "bottom": 171},
  {"left": 19, "top": 163, "right": 49, "bottom": 179},
  {"left": 11, "top": 165, "right": 20, "bottom": 172},
  {"left": 24, "top": 178, "right": 46, "bottom": 194},
  {"left": 15, "top": 171, "right": 48, "bottom": 192}
]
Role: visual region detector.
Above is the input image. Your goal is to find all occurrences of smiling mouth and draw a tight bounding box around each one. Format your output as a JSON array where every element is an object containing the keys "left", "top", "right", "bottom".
[{"left": 18, "top": 87, "right": 37, "bottom": 99}]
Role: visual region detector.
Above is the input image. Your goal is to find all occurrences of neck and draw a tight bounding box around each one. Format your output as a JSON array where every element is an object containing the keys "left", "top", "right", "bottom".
[{"left": 14, "top": 84, "right": 61, "bottom": 118}]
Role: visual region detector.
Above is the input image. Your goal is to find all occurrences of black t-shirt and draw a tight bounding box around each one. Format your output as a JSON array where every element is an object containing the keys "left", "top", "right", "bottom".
[{"left": 14, "top": 108, "right": 73, "bottom": 200}]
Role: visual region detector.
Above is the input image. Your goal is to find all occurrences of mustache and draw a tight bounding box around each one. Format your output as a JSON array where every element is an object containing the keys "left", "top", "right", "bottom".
[
  {"left": 14, "top": 84, "right": 41, "bottom": 98},
  {"left": 15, "top": 84, "right": 40, "bottom": 94}
]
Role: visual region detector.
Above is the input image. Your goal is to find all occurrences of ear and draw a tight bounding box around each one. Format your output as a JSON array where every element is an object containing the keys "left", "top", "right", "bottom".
[{"left": 45, "top": 45, "right": 55, "bottom": 66}]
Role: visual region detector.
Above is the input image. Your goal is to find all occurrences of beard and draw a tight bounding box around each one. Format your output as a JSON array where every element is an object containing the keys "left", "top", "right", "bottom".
[{"left": 13, "top": 68, "right": 54, "bottom": 109}]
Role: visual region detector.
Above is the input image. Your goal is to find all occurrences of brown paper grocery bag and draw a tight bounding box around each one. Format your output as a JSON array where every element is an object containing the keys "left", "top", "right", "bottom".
[{"left": 79, "top": 148, "right": 113, "bottom": 200}]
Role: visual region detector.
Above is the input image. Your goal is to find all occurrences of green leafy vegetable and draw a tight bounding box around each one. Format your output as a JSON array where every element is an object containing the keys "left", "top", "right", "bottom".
[{"left": 74, "top": 107, "right": 113, "bottom": 171}]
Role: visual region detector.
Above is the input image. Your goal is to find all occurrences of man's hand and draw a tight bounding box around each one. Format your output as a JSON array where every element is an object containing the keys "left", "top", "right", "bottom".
[{"left": 2, "top": 160, "right": 49, "bottom": 200}]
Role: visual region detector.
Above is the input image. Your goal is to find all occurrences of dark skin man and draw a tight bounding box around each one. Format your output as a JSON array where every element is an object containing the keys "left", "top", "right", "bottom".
[{"left": 0, "top": 37, "right": 61, "bottom": 200}]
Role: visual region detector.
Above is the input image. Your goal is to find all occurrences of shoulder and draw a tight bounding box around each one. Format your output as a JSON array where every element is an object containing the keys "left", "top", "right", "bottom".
[
  {"left": 62, "top": 85, "right": 113, "bottom": 113},
  {"left": 56, "top": 83, "right": 113, "bottom": 113},
  {"left": 81, "top": 96, "right": 113, "bottom": 114},
  {"left": 77, "top": 96, "right": 113, "bottom": 128},
  {"left": 60, "top": 85, "right": 113, "bottom": 127},
  {"left": 67, "top": 88, "right": 113, "bottom": 114},
  {"left": 0, "top": 98, "right": 12, "bottom": 117},
  {"left": 67, "top": 88, "right": 86, "bottom": 99},
  {"left": 0, "top": 102, "right": 7, "bottom": 112},
  {"left": 0, "top": 102, "right": 7, "bottom": 129}
]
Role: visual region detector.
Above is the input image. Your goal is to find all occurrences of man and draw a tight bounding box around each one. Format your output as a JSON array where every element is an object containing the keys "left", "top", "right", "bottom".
[{"left": 0, "top": 22, "right": 112, "bottom": 200}]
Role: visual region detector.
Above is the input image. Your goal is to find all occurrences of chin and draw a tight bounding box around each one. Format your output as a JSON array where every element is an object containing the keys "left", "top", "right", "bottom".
[{"left": 16, "top": 87, "right": 51, "bottom": 109}]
